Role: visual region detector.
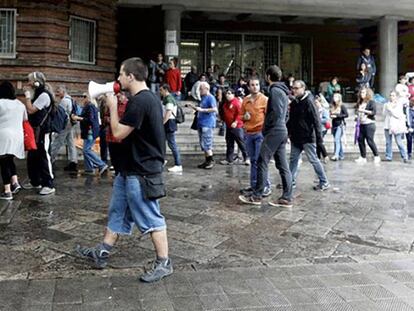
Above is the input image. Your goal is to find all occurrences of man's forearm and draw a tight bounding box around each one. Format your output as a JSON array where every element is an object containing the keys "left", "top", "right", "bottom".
[{"left": 110, "top": 105, "right": 121, "bottom": 136}]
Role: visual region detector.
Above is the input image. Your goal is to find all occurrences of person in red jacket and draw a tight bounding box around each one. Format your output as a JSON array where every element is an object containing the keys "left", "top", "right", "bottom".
[
  {"left": 164, "top": 57, "right": 182, "bottom": 100},
  {"left": 220, "top": 88, "right": 248, "bottom": 165}
]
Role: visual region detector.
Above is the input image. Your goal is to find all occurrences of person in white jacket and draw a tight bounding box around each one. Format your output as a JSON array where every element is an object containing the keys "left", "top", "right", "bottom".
[{"left": 383, "top": 90, "right": 409, "bottom": 162}]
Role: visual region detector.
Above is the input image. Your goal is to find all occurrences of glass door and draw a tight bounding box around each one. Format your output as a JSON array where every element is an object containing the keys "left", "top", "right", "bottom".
[{"left": 280, "top": 36, "right": 312, "bottom": 83}]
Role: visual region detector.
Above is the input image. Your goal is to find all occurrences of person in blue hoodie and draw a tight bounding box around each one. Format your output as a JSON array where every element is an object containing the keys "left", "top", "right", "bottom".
[
  {"left": 73, "top": 93, "right": 108, "bottom": 175},
  {"left": 239, "top": 65, "right": 293, "bottom": 207}
]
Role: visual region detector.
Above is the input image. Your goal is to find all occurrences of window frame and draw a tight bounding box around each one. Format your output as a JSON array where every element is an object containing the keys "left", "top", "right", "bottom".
[
  {"left": 0, "top": 8, "right": 17, "bottom": 59},
  {"left": 68, "top": 15, "right": 96, "bottom": 65}
]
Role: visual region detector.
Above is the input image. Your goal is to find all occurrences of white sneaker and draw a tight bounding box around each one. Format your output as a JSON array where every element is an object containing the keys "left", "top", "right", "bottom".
[
  {"left": 374, "top": 156, "right": 381, "bottom": 164},
  {"left": 39, "top": 187, "right": 56, "bottom": 195},
  {"left": 243, "top": 159, "right": 251, "bottom": 166},
  {"left": 354, "top": 157, "right": 367, "bottom": 164},
  {"left": 168, "top": 165, "right": 183, "bottom": 172}
]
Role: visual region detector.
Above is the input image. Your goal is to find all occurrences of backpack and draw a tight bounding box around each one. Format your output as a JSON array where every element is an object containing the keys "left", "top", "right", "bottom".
[
  {"left": 49, "top": 104, "right": 69, "bottom": 133},
  {"left": 173, "top": 104, "right": 185, "bottom": 124},
  {"left": 38, "top": 95, "right": 68, "bottom": 134}
]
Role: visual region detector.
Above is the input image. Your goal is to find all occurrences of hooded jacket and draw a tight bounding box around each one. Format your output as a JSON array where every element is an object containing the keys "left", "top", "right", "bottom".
[
  {"left": 287, "top": 91, "right": 323, "bottom": 145},
  {"left": 262, "top": 82, "right": 290, "bottom": 135}
]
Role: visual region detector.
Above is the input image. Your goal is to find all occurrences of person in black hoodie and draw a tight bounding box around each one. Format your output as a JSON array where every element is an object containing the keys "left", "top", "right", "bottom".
[
  {"left": 22, "top": 71, "right": 56, "bottom": 195},
  {"left": 239, "top": 65, "right": 293, "bottom": 207},
  {"left": 288, "top": 80, "right": 330, "bottom": 191}
]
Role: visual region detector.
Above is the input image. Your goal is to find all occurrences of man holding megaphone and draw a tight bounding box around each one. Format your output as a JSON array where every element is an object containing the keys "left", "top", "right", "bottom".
[{"left": 76, "top": 57, "right": 172, "bottom": 283}]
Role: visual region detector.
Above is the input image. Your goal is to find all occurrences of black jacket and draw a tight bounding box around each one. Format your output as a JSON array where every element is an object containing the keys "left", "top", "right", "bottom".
[
  {"left": 262, "top": 82, "right": 290, "bottom": 135},
  {"left": 287, "top": 91, "right": 322, "bottom": 145},
  {"left": 331, "top": 105, "right": 348, "bottom": 128}
]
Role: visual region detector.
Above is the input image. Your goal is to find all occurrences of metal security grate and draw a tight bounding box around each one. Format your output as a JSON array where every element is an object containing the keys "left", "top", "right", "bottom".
[
  {"left": 0, "top": 9, "right": 16, "bottom": 58},
  {"left": 69, "top": 16, "right": 96, "bottom": 64}
]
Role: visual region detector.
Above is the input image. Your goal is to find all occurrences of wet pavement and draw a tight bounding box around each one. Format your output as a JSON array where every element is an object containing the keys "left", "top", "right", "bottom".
[{"left": 1, "top": 156, "right": 414, "bottom": 310}]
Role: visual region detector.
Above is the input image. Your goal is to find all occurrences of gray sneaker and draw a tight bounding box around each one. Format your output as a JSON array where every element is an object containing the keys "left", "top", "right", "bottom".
[
  {"left": 140, "top": 259, "right": 173, "bottom": 283},
  {"left": 39, "top": 187, "right": 56, "bottom": 195},
  {"left": 75, "top": 245, "right": 109, "bottom": 269},
  {"left": 0, "top": 192, "right": 13, "bottom": 200},
  {"left": 313, "top": 183, "right": 330, "bottom": 191},
  {"left": 22, "top": 182, "right": 41, "bottom": 190}
]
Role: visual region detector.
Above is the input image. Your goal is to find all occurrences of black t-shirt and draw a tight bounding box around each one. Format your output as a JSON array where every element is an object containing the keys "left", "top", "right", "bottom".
[{"left": 119, "top": 89, "right": 166, "bottom": 175}]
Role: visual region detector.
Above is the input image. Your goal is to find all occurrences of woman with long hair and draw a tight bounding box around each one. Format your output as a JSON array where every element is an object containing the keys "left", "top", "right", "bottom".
[
  {"left": 356, "top": 63, "right": 371, "bottom": 90},
  {"left": 354, "top": 87, "right": 380, "bottom": 163},
  {"left": 0, "top": 81, "right": 26, "bottom": 200},
  {"left": 330, "top": 93, "right": 348, "bottom": 161}
]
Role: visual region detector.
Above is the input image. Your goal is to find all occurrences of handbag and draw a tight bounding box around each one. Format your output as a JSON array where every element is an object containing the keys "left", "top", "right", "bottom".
[
  {"left": 190, "top": 111, "right": 198, "bottom": 131},
  {"left": 23, "top": 120, "right": 37, "bottom": 151},
  {"left": 138, "top": 174, "right": 166, "bottom": 201}
]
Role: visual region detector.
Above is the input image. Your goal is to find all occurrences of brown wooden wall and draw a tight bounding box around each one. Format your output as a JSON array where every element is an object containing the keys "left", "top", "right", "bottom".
[{"left": 0, "top": 0, "right": 117, "bottom": 97}]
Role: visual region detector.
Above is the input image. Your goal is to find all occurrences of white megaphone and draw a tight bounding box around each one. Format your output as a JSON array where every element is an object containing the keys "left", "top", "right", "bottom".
[{"left": 88, "top": 81, "right": 121, "bottom": 98}]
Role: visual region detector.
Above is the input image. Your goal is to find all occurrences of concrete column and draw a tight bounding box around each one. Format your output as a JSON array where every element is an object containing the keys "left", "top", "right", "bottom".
[
  {"left": 163, "top": 5, "right": 184, "bottom": 58},
  {"left": 379, "top": 16, "right": 399, "bottom": 96}
]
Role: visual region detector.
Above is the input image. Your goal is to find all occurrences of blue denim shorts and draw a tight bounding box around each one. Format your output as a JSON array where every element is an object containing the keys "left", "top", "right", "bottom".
[
  {"left": 107, "top": 175, "right": 166, "bottom": 235},
  {"left": 198, "top": 127, "right": 214, "bottom": 151}
]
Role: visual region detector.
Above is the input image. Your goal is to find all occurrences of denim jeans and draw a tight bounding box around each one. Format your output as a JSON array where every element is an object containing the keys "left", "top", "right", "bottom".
[
  {"left": 107, "top": 174, "right": 166, "bottom": 235},
  {"left": 198, "top": 127, "right": 214, "bottom": 152},
  {"left": 385, "top": 130, "right": 408, "bottom": 160},
  {"left": 253, "top": 132, "right": 292, "bottom": 201},
  {"left": 172, "top": 93, "right": 181, "bottom": 101},
  {"left": 166, "top": 131, "right": 182, "bottom": 166},
  {"left": 150, "top": 83, "right": 160, "bottom": 95},
  {"left": 290, "top": 142, "right": 329, "bottom": 186},
  {"left": 83, "top": 139, "right": 106, "bottom": 171},
  {"left": 332, "top": 125, "right": 344, "bottom": 159},
  {"left": 245, "top": 132, "right": 270, "bottom": 189},
  {"left": 407, "top": 132, "right": 413, "bottom": 158},
  {"left": 225, "top": 127, "right": 247, "bottom": 162}
]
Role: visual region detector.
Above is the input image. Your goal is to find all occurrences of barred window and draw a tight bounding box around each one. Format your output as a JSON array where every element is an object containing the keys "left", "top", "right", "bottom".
[
  {"left": 0, "top": 9, "right": 17, "bottom": 58},
  {"left": 69, "top": 16, "right": 96, "bottom": 64}
]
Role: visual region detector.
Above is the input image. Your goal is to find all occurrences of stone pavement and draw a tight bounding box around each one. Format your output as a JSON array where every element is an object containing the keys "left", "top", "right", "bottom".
[{"left": 1, "top": 156, "right": 414, "bottom": 310}]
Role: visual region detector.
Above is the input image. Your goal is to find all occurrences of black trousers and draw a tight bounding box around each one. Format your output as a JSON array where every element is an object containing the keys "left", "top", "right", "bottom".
[
  {"left": 0, "top": 155, "right": 17, "bottom": 185},
  {"left": 358, "top": 123, "right": 378, "bottom": 158},
  {"left": 99, "top": 127, "right": 108, "bottom": 163},
  {"left": 108, "top": 142, "right": 123, "bottom": 175},
  {"left": 27, "top": 132, "right": 54, "bottom": 188},
  {"left": 225, "top": 127, "right": 247, "bottom": 162},
  {"left": 254, "top": 131, "right": 293, "bottom": 201},
  {"left": 316, "top": 131, "right": 328, "bottom": 159}
]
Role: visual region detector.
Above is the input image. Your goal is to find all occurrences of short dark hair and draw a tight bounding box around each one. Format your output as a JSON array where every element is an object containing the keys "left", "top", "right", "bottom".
[
  {"left": 219, "top": 74, "right": 226, "bottom": 79},
  {"left": 266, "top": 65, "right": 282, "bottom": 82},
  {"left": 121, "top": 57, "right": 148, "bottom": 82},
  {"left": 160, "top": 84, "right": 171, "bottom": 93},
  {"left": 226, "top": 88, "right": 235, "bottom": 95},
  {"left": 0, "top": 81, "right": 16, "bottom": 100}
]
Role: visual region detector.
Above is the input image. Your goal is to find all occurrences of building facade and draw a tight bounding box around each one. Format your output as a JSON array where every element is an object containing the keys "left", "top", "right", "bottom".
[
  {"left": 0, "top": 0, "right": 117, "bottom": 96},
  {"left": 1, "top": 1, "right": 414, "bottom": 97}
]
